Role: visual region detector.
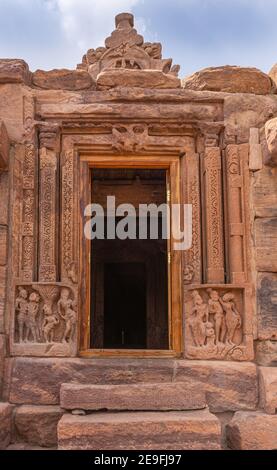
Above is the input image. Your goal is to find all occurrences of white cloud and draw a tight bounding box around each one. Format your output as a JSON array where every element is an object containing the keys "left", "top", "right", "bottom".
[{"left": 52, "top": 0, "right": 144, "bottom": 50}]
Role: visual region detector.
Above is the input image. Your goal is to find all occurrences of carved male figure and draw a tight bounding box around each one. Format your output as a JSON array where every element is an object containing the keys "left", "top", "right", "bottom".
[
  {"left": 220, "top": 293, "right": 242, "bottom": 345},
  {"left": 57, "top": 288, "right": 77, "bottom": 343},
  {"left": 15, "top": 287, "right": 28, "bottom": 343},
  {"left": 207, "top": 289, "right": 226, "bottom": 344},
  {"left": 189, "top": 290, "right": 208, "bottom": 347},
  {"left": 25, "top": 292, "right": 40, "bottom": 342},
  {"left": 42, "top": 305, "right": 59, "bottom": 343}
]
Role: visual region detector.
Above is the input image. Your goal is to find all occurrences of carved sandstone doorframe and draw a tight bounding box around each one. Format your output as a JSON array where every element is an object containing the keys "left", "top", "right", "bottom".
[{"left": 77, "top": 152, "right": 183, "bottom": 357}]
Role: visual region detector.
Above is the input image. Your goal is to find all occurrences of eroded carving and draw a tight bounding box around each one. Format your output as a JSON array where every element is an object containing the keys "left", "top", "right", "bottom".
[
  {"left": 78, "top": 13, "right": 179, "bottom": 79},
  {"left": 111, "top": 125, "right": 149, "bottom": 154},
  {"left": 14, "top": 284, "right": 77, "bottom": 347},
  {"left": 184, "top": 286, "right": 252, "bottom": 360}
]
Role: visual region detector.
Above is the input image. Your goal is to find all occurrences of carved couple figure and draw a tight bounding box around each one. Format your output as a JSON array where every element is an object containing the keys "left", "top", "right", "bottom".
[{"left": 15, "top": 288, "right": 40, "bottom": 343}]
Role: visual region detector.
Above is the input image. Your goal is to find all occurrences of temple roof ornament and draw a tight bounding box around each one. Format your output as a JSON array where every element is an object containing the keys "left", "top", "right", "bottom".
[{"left": 77, "top": 12, "right": 180, "bottom": 80}]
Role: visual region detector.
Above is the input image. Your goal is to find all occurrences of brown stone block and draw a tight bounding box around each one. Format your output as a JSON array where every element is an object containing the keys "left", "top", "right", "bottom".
[
  {"left": 0, "top": 403, "right": 13, "bottom": 450},
  {"left": 255, "top": 218, "right": 277, "bottom": 272},
  {"left": 32, "top": 69, "right": 94, "bottom": 91},
  {"left": 97, "top": 69, "right": 181, "bottom": 89},
  {"left": 226, "top": 411, "right": 277, "bottom": 450},
  {"left": 0, "top": 226, "right": 8, "bottom": 265},
  {"left": 257, "top": 273, "right": 277, "bottom": 340},
  {"left": 255, "top": 340, "right": 277, "bottom": 366},
  {"left": 0, "top": 59, "right": 31, "bottom": 84},
  {"left": 60, "top": 382, "right": 206, "bottom": 412},
  {"left": 58, "top": 409, "right": 221, "bottom": 450},
  {"left": 253, "top": 167, "right": 277, "bottom": 218},
  {"left": 9, "top": 358, "right": 175, "bottom": 404},
  {"left": 183, "top": 66, "right": 274, "bottom": 95},
  {"left": 259, "top": 367, "right": 277, "bottom": 414},
  {"left": 175, "top": 361, "right": 258, "bottom": 412},
  {"left": 14, "top": 405, "right": 63, "bottom": 448},
  {"left": 0, "top": 120, "right": 10, "bottom": 170}
]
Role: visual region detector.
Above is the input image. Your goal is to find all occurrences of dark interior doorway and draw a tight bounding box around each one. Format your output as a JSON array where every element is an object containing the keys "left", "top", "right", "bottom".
[{"left": 90, "top": 168, "right": 169, "bottom": 350}]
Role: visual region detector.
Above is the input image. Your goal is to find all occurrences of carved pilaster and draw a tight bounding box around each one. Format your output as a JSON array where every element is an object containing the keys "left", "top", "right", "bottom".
[
  {"left": 202, "top": 147, "right": 225, "bottom": 283},
  {"left": 182, "top": 153, "right": 202, "bottom": 284},
  {"left": 225, "top": 144, "right": 250, "bottom": 283},
  {"left": 38, "top": 147, "right": 57, "bottom": 282},
  {"left": 61, "top": 149, "right": 77, "bottom": 284},
  {"left": 21, "top": 144, "right": 36, "bottom": 281}
]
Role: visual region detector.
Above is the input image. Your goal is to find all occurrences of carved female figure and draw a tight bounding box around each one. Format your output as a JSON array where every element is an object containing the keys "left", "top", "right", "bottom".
[
  {"left": 220, "top": 293, "right": 242, "bottom": 346},
  {"left": 42, "top": 305, "right": 59, "bottom": 343},
  {"left": 207, "top": 289, "right": 226, "bottom": 344},
  {"left": 25, "top": 292, "right": 40, "bottom": 342},
  {"left": 57, "top": 288, "right": 77, "bottom": 343},
  {"left": 15, "top": 287, "right": 28, "bottom": 343},
  {"left": 189, "top": 290, "right": 208, "bottom": 347}
]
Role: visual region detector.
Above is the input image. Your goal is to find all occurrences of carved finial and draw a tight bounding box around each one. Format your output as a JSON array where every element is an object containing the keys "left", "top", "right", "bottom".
[
  {"left": 105, "top": 12, "right": 143, "bottom": 49},
  {"left": 115, "top": 12, "right": 134, "bottom": 28}
]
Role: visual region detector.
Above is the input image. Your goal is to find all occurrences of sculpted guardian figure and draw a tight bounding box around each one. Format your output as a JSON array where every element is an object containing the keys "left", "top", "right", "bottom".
[
  {"left": 207, "top": 289, "right": 226, "bottom": 344},
  {"left": 220, "top": 293, "right": 242, "bottom": 345},
  {"left": 189, "top": 290, "right": 208, "bottom": 347},
  {"left": 15, "top": 287, "right": 28, "bottom": 343},
  {"left": 25, "top": 292, "right": 40, "bottom": 342},
  {"left": 58, "top": 288, "right": 77, "bottom": 343},
  {"left": 42, "top": 305, "right": 59, "bottom": 343}
]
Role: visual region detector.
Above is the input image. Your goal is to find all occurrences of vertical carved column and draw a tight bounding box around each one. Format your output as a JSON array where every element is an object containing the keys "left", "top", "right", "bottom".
[
  {"left": 38, "top": 125, "right": 60, "bottom": 282},
  {"left": 61, "top": 148, "right": 77, "bottom": 284},
  {"left": 20, "top": 94, "right": 37, "bottom": 281},
  {"left": 182, "top": 152, "right": 202, "bottom": 284},
  {"left": 225, "top": 144, "right": 249, "bottom": 283},
  {"left": 202, "top": 135, "right": 225, "bottom": 283},
  {"left": 21, "top": 144, "right": 36, "bottom": 281}
]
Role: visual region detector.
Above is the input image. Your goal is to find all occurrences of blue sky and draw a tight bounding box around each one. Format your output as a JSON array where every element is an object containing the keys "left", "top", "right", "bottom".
[{"left": 0, "top": 0, "right": 277, "bottom": 76}]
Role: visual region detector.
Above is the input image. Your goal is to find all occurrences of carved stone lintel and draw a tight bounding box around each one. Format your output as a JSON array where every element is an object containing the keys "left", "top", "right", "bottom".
[
  {"left": 184, "top": 284, "right": 253, "bottom": 361},
  {"left": 202, "top": 147, "right": 225, "bottom": 283},
  {"left": 38, "top": 148, "right": 57, "bottom": 282}
]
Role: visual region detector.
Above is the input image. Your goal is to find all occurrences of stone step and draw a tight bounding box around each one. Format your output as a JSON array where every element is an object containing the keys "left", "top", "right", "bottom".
[
  {"left": 58, "top": 409, "right": 221, "bottom": 450},
  {"left": 259, "top": 367, "right": 277, "bottom": 414},
  {"left": 226, "top": 411, "right": 277, "bottom": 450},
  {"left": 60, "top": 382, "right": 206, "bottom": 412},
  {"left": 10, "top": 358, "right": 258, "bottom": 413},
  {"left": 14, "top": 405, "right": 64, "bottom": 448}
]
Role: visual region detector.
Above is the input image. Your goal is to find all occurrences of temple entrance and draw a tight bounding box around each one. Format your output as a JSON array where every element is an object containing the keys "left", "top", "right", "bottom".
[{"left": 90, "top": 168, "right": 169, "bottom": 350}]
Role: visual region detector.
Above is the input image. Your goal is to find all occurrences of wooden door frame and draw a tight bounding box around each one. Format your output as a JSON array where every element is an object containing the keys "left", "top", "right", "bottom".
[{"left": 78, "top": 154, "right": 183, "bottom": 357}]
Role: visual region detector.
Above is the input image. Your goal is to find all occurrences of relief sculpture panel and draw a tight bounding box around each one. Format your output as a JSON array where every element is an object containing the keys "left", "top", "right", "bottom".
[
  {"left": 11, "top": 283, "right": 77, "bottom": 357},
  {"left": 184, "top": 285, "right": 254, "bottom": 361}
]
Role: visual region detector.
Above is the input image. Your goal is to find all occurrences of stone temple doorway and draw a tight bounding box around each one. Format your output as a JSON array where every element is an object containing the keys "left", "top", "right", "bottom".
[{"left": 90, "top": 168, "right": 169, "bottom": 350}]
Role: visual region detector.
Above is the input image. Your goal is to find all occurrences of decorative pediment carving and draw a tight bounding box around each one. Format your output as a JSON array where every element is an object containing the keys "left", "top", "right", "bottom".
[{"left": 78, "top": 13, "right": 180, "bottom": 80}]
